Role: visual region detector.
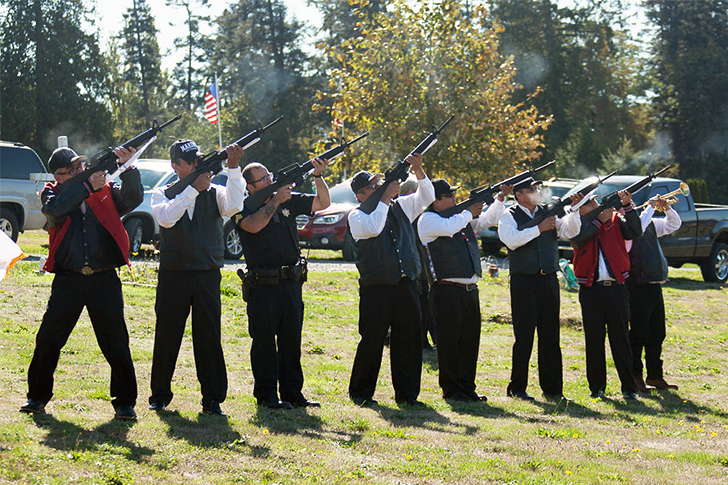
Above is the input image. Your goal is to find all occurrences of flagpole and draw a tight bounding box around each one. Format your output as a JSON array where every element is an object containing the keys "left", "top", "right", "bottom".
[{"left": 215, "top": 73, "right": 223, "bottom": 150}]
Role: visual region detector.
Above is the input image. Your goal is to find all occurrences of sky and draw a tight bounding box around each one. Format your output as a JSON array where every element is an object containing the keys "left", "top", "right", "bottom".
[{"left": 93, "top": 0, "right": 325, "bottom": 71}]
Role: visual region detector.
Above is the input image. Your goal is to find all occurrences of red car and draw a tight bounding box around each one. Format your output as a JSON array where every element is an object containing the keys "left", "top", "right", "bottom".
[{"left": 297, "top": 179, "right": 356, "bottom": 260}]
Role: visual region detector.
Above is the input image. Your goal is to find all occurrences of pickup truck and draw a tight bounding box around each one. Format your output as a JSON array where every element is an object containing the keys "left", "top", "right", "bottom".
[
  {"left": 561, "top": 175, "right": 728, "bottom": 283},
  {"left": 0, "top": 141, "right": 54, "bottom": 241}
]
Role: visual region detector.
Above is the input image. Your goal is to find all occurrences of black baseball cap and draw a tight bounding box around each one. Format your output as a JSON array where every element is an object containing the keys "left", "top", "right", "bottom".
[
  {"left": 351, "top": 171, "right": 377, "bottom": 194},
  {"left": 48, "top": 147, "right": 79, "bottom": 173},
  {"left": 169, "top": 139, "right": 203, "bottom": 164},
  {"left": 432, "top": 179, "right": 460, "bottom": 198},
  {"left": 512, "top": 177, "right": 542, "bottom": 192}
]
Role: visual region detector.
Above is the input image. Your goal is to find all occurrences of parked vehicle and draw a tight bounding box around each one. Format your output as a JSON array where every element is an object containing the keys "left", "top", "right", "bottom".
[
  {"left": 297, "top": 179, "right": 357, "bottom": 260},
  {"left": 561, "top": 175, "right": 728, "bottom": 283},
  {"left": 112, "top": 160, "right": 240, "bottom": 258},
  {"left": 478, "top": 178, "right": 579, "bottom": 255},
  {"left": 0, "top": 141, "right": 53, "bottom": 241}
]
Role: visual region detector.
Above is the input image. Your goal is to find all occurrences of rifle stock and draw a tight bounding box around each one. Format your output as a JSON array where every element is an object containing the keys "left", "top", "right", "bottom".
[
  {"left": 164, "top": 117, "right": 284, "bottom": 200},
  {"left": 57, "top": 114, "right": 181, "bottom": 192},
  {"left": 243, "top": 132, "right": 369, "bottom": 213},
  {"left": 359, "top": 116, "right": 454, "bottom": 215},
  {"left": 437, "top": 160, "right": 556, "bottom": 218}
]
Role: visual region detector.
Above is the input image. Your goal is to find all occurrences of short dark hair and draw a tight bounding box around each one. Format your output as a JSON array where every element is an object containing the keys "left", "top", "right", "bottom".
[{"left": 242, "top": 162, "right": 267, "bottom": 184}]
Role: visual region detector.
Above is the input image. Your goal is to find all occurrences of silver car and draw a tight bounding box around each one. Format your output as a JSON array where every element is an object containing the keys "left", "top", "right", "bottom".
[{"left": 113, "top": 160, "right": 242, "bottom": 259}]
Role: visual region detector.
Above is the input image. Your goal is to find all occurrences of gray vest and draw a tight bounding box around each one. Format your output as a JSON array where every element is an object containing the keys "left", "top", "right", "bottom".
[
  {"left": 159, "top": 188, "right": 224, "bottom": 271},
  {"left": 629, "top": 222, "right": 668, "bottom": 284},
  {"left": 419, "top": 211, "right": 481, "bottom": 283},
  {"left": 507, "top": 204, "right": 559, "bottom": 275},
  {"left": 353, "top": 201, "right": 421, "bottom": 286}
]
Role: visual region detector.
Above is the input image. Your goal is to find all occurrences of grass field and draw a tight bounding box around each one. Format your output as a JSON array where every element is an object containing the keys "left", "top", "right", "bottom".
[{"left": 1, "top": 233, "right": 727, "bottom": 484}]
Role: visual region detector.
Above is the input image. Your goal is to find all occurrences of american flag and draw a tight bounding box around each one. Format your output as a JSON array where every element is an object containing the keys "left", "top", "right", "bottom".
[{"left": 205, "top": 82, "right": 218, "bottom": 124}]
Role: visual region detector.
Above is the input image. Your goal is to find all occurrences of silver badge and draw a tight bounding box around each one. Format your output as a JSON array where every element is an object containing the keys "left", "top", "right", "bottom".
[{"left": 281, "top": 208, "right": 290, "bottom": 217}]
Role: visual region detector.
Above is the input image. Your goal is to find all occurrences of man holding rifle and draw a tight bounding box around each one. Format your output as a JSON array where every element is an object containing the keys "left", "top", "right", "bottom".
[
  {"left": 570, "top": 190, "right": 642, "bottom": 400},
  {"left": 347, "top": 153, "right": 435, "bottom": 408},
  {"left": 236, "top": 158, "right": 330, "bottom": 410},
  {"left": 148, "top": 139, "right": 245, "bottom": 417},
  {"left": 417, "top": 179, "right": 512, "bottom": 402},
  {"left": 21, "top": 145, "right": 142, "bottom": 420},
  {"left": 498, "top": 177, "right": 583, "bottom": 401}
]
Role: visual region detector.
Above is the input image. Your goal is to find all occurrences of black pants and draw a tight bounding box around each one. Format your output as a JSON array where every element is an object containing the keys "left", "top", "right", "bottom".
[
  {"left": 27, "top": 270, "right": 137, "bottom": 407},
  {"left": 247, "top": 280, "right": 305, "bottom": 405},
  {"left": 418, "top": 278, "right": 436, "bottom": 346},
  {"left": 349, "top": 278, "right": 422, "bottom": 403},
  {"left": 579, "top": 283, "right": 636, "bottom": 394},
  {"left": 629, "top": 283, "right": 666, "bottom": 380},
  {"left": 508, "top": 273, "right": 563, "bottom": 396},
  {"left": 150, "top": 269, "right": 227, "bottom": 408},
  {"left": 430, "top": 284, "right": 481, "bottom": 398}
]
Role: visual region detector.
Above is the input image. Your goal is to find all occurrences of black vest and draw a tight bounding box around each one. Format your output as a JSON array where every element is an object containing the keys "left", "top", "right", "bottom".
[
  {"left": 353, "top": 201, "right": 421, "bottom": 286},
  {"left": 419, "top": 211, "right": 481, "bottom": 283},
  {"left": 629, "top": 222, "right": 668, "bottom": 284},
  {"left": 159, "top": 188, "right": 224, "bottom": 271},
  {"left": 507, "top": 204, "right": 559, "bottom": 275}
]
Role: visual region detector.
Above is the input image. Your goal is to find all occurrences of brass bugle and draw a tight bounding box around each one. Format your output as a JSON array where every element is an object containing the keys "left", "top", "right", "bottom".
[{"left": 636, "top": 182, "right": 690, "bottom": 211}]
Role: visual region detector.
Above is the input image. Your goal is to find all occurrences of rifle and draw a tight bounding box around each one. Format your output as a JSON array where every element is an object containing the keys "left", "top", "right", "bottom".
[
  {"left": 581, "top": 165, "right": 672, "bottom": 224},
  {"left": 243, "top": 131, "right": 369, "bottom": 212},
  {"left": 358, "top": 115, "right": 454, "bottom": 214},
  {"left": 518, "top": 170, "right": 618, "bottom": 230},
  {"left": 437, "top": 160, "right": 556, "bottom": 218},
  {"left": 57, "top": 114, "right": 181, "bottom": 192},
  {"left": 164, "top": 116, "right": 283, "bottom": 200}
]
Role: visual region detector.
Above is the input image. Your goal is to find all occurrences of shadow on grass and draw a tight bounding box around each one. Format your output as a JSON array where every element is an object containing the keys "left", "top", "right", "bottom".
[
  {"left": 156, "top": 410, "right": 248, "bottom": 450},
  {"left": 31, "top": 413, "right": 154, "bottom": 463},
  {"left": 251, "top": 406, "right": 325, "bottom": 435},
  {"left": 251, "top": 406, "right": 365, "bottom": 448},
  {"left": 375, "top": 404, "right": 481, "bottom": 435},
  {"left": 623, "top": 389, "right": 728, "bottom": 419},
  {"left": 664, "top": 277, "right": 723, "bottom": 292}
]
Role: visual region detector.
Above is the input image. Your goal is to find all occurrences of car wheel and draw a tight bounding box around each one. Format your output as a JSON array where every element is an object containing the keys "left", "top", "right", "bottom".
[
  {"left": 342, "top": 230, "right": 355, "bottom": 261},
  {"left": 0, "top": 208, "right": 20, "bottom": 242},
  {"left": 224, "top": 222, "right": 243, "bottom": 260},
  {"left": 124, "top": 218, "right": 144, "bottom": 256},
  {"left": 700, "top": 242, "right": 728, "bottom": 283}
]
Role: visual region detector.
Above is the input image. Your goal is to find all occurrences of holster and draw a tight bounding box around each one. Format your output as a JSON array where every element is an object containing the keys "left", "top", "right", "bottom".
[{"left": 236, "top": 268, "right": 256, "bottom": 302}]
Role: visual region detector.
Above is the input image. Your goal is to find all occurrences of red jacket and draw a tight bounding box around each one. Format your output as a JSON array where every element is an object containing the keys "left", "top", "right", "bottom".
[
  {"left": 572, "top": 212, "right": 631, "bottom": 287},
  {"left": 43, "top": 184, "right": 130, "bottom": 272}
]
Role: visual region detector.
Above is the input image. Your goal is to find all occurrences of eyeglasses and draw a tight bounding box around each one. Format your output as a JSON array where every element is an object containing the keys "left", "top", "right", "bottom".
[
  {"left": 251, "top": 173, "right": 273, "bottom": 185},
  {"left": 55, "top": 162, "right": 85, "bottom": 177}
]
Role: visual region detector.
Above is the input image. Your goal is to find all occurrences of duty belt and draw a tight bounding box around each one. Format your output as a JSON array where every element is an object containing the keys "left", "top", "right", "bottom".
[{"left": 251, "top": 260, "right": 307, "bottom": 285}]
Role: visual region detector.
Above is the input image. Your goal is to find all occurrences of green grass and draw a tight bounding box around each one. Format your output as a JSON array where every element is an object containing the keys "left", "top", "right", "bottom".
[{"left": 1, "top": 245, "right": 728, "bottom": 483}]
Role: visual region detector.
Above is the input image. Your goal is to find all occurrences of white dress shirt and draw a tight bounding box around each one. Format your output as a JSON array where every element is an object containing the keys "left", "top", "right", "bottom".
[
  {"left": 348, "top": 177, "right": 435, "bottom": 241},
  {"left": 624, "top": 205, "right": 682, "bottom": 253},
  {"left": 498, "top": 202, "right": 581, "bottom": 251},
  {"left": 151, "top": 167, "right": 245, "bottom": 228},
  {"left": 417, "top": 199, "right": 507, "bottom": 283}
]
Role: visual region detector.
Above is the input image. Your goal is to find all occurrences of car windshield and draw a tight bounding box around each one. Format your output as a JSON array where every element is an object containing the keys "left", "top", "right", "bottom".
[
  {"left": 540, "top": 185, "right": 573, "bottom": 202},
  {"left": 111, "top": 166, "right": 170, "bottom": 191},
  {"left": 329, "top": 181, "right": 358, "bottom": 205},
  {"left": 565, "top": 178, "right": 650, "bottom": 207}
]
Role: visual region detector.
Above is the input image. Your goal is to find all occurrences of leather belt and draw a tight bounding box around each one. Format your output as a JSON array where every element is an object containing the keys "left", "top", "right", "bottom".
[
  {"left": 594, "top": 280, "right": 619, "bottom": 287},
  {"left": 75, "top": 264, "right": 107, "bottom": 276},
  {"left": 434, "top": 280, "right": 478, "bottom": 291}
]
